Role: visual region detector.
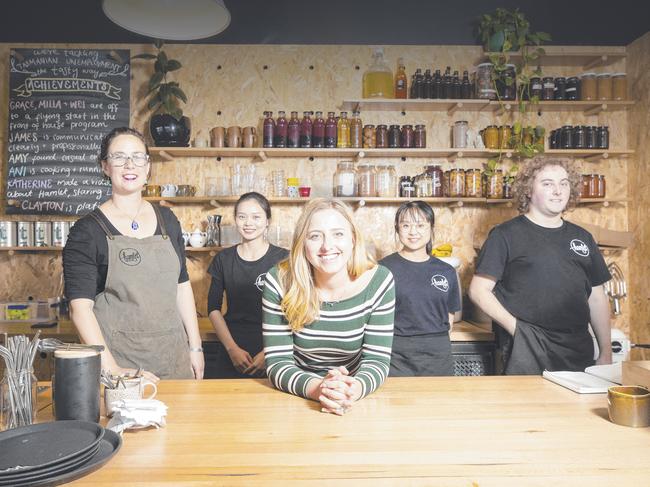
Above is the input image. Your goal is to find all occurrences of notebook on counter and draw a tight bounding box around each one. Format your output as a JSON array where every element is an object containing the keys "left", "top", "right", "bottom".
[{"left": 543, "top": 363, "right": 622, "bottom": 394}]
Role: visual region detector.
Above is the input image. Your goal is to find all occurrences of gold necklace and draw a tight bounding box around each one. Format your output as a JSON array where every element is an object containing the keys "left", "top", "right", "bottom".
[{"left": 111, "top": 199, "right": 145, "bottom": 231}]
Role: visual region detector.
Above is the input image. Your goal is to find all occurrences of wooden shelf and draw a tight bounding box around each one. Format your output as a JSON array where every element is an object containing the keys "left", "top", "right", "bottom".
[
  {"left": 0, "top": 246, "right": 63, "bottom": 255},
  {"left": 482, "top": 46, "right": 626, "bottom": 69}
]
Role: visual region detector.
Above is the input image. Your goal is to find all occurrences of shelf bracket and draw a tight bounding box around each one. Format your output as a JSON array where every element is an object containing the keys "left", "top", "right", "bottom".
[
  {"left": 256, "top": 150, "right": 268, "bottom": 162},
  {"left": 447, "top": 102, "right": 463, "bottom": 116},
  {"left": 584, "top": 54, "right": 608, "bottom": 71},
  {"left": 584, "top": 104, "right": 606, "bottom": 116},
  {"left": 158, "top": 199, "right": 173, "bottom": 208},
  {"left": 158, "top": 150, "right": 173, "bottom": 162},
  {"left": 209, "top": 199, "right": 221, "bottom": 208},
  {"left": 584, "top": 152, "right": 608, "bottom": 163},
  {"left": 494, "top": 102, "right": 512, "bottom": 116},
  {"left": 355, "top": 151, "right": 365, "bottom": 162}
]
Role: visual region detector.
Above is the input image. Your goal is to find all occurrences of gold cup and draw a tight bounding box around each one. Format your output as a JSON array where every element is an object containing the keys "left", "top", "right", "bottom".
[
  {"left": 608, "top": 385, "right": 650, "bottom": 427},
  {"left": 143, "top": 184, "right": 161, "bottom": 197}
]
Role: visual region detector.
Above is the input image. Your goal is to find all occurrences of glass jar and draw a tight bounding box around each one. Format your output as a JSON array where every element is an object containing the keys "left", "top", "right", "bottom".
[
  {"left": 362, "top": 125, "right": 376, "bottom": 148},
  {"left": 598, "top": 174, "right": 606, "bottom": 198},
  {"left": 498, "top": 125, "right": 512, "bottom": 149},
  {"left": 542, "top": 77, "right": 555, "bottom": 100},
  {"left": 424, "top": 165, "right": 444, "bottom": 197},
  {"left": 333, "top": 161, "right": 356, "bottom": 197},
  {"left": 486, "top": 170, "right": 504, "bottom": 199},
  {"left": 482, "top": 125, "right": 499, "bottom": 149},
  {"left": 376, "top": 165, "right": 396, "bottom": 197},
  {"left": 350, "top": 112, "right": 363, "bottom": 149},
  {"left": 465, "top": 169, "right": 483, "bottom": 198},
  {"left": 400, "top": 176, "right": 415, "bottom": 198},
  {"left": 497, "top": 64, "right": 517, "bottom": 100},
  {"left": 549, "top": 129, "right": 559, "bottom": 149},
  {"left": 597, "top": 73, "right": 613, "bottom": 100},
  {"left": 452, "top": 121, "right": 468, "bottom": 148},
  {"left": 522, "top": 126, "right": 534, "bottom": 146},
  {"left": 414, "top": 124, "right": 427, "bottom": 148},
  {"left": 476, "top": 63, "right": 496, "bottom": 100},
  {"left": 612, "top": 73, "right": 627, "bottom": 100},
  {"left": 449, "top": 168, "right": 465, "bottom": 197},
  {"left": 597, "top": 126, "right": 609, "bottom": 149},
  {"left": 566, "top": 76, "right": 580, "bottom": 101},
  {"left": 586, "top": 126, "right": 597, "bottom": 149},
  {"left": 572, "top": 126, "right": 586, "bottom": 149},
  {"left": 588, "top": 174, "right": 599, "bottom": 198},
  {"left": 581, "top": 174, "right": 591, "bottom": 198},
  {"left": 388, "top": 125, "right": 401, "bottom": 148},
  {"left": 357, "top": 164, "right": 377, "bottom": 197},
  {"left": 375, "top": 125, "right": 388, "bottom": 148},
  {"left": 400, "top": 125, "right": 414, "bottom": 148},
  {"left": 415, "top": 172, "right": 432, "bottom": 197},
  {"left": 503, "top": 177, "right": 513, "bottom": 199},
  {"left": 442, "top": 170, "right": 450, "bottom": 197},
  {"left": 554, "top": 77, "right": 567, "bottom": 100},
  {"left": 580, "top": 73, "right": 597, "bottom": 101},
  {"left": 560, "top": 125, "right": 574, "bottom": 149},
  {"left": 529, "top": 77, "right": 542, "bottom": 99},
  {"left": 1, "top": 369, "right": 38, "bottom": 430}
]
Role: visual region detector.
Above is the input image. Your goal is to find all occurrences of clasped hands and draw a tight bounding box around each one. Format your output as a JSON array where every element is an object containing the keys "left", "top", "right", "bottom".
[{"left": 312, "top": 366, "right": 362, "bottom": 416}]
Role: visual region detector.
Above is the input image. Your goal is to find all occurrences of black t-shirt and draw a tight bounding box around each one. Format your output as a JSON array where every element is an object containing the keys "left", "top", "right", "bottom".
[
  {"left": 379, "top": 252, "right": 460, "bottom": 336},
  {"left": 207, "top": 244, "right": 288, "bottom": 336},
  {"left": 63, "top": 205, "right": 189, "bottom": 300},
  {"left": 475, "top": 215, "right": 611, "bottom": 332}
]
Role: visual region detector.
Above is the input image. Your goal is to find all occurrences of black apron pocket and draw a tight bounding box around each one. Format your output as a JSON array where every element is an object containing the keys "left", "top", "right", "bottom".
[{"left": 505, "top": 320, "right": 547, "bottom": 375}]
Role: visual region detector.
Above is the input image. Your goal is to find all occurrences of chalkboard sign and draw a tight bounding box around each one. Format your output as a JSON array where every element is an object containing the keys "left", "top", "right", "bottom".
[{"left": 5, "top": 48, "right": 130, "bottom": 215}]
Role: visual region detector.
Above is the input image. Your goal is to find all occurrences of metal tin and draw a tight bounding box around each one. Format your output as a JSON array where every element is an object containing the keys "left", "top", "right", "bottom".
[
  {"left": 0, "top": 221, "right": 17, "bottom": 247},
  {"left": 52, "top": 221, "right": 70, "bottom": 247},
  {"left": 16, "top": 221, "right": 34, "bottom": 247},
  {"left": 34, "top": 222, "right": 52, "bottom": 247}
]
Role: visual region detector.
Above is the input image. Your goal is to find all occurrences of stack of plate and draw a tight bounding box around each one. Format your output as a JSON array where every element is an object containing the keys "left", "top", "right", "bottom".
[{"left": 0, "top": 420, "right": 121, "bottom": 486}]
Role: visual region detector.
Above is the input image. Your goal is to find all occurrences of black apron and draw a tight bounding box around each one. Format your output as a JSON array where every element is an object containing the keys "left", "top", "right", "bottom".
[
  {"left": 500, "top": 319, "right": 594, "bottom": 375},
  {"left": 389, "top": 332, "right": 454, "bottom": 377}
]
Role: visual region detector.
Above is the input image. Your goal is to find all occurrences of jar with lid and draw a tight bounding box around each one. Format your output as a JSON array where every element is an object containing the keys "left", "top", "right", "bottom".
[
  {"left": 572, "top": 126, "right": 586, "bottom": 149},
  {"left": 588, "top": 174, "right": 599, "bottom": 198},
  {"left": 560, "top": 125, "right": 574, "bottom": 149},
  {"left": 498, "top": 125, "right": 512, "bottom": 149},
  {"left": 400, "top": 125, "right": 414, "bottom": 148},
  {"left": 376, "top": 165, "right": 397, "bottom": 197},
  {"left": 400, "top": 176, "right": 415, "bottom": 198},
  {"left": 449, "top": 168, "right": 465, "bottom": 197},
  {"left": 597, "top": 73, "right": 613, "bottom": 100},
  {"left": 414, "top": 172, "right": 432, "bottom": 197},
  {"left": 424, "top": 165, "right": 444, "bottom": 197},
  {"left": 496, "top": 64, "right": 517, "bottom": 100},
  {"left": 375, "top": 125, "right": 388, "bottom": 148},
  {"left": 580, "top": 73, "right": 597, "bottom": 100},
  {"left": 542, "top": 77, "right": 555, "bottom": 100},
  {"left": 612, "top": 73, "right": 627, "bottom": 100},
  {"left": 388, "top": 125, "right": 400, "bottom": 148},
  {"left": 452, "top": 121, "right": 468, "bottom": 148},
  {"left": 529, "top": 77, "right": 542, "bottom": 99},
  {"left": 597, "top": 174, "right": 606, "bottom": 198},
  {"left": 566, "top": 77, "right": 580, "bottom": 100},
  {"left": 442, "top": 170, "right": 450, "bottom": 197},
  {"left": 596, "top": 126, "right": 609, "bottom": 149},
  {"left": 362, "top": 124, "right": 376, "bottom": 148},
  {"left": 333, "top": 161, "right": 357, "bottom": 197},
  {"left": 586, "top": 126, "right": 597, "bottom": 149},
  {"left": 414, "top": 124, "right": 426, "bottom": 148},
  {"left": 554, "top": 77, "right": 567, "bottom": 100},
  {"left": 465, "top": 169, "right": 482, "bottom": 198},
  {"left": 356, "top": 164, "right": 377, "bottom": 197},
  {"left": 482, "top": 125, "right": 499, "bottom": 149},
  {"left": 580, "top": 175, "right": 591, "bottom": 198},
  {"left": 486, "top": 170, "right": 504, "bottom": 199},
  {"left": 476, "top": 63, "right": 496, "bottom": 99}
]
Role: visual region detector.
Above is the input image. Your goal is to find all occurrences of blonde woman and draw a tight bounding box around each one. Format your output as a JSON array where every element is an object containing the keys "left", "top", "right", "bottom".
[{"left": 262, "top": 199, "right": 395, "bottom": 415}]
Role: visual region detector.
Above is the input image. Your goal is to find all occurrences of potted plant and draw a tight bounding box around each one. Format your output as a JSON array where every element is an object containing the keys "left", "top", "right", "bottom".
[
  {"left": 478, "top": 8, "right": 545, "bottom": 53},
  {"left": 133, "top": 39, "right": 190, "bottom": 147}
]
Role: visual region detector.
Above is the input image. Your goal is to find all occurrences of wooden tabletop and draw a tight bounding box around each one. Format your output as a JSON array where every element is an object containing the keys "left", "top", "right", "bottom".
[{"left": 36, "top": 376, "right": 649, "bottom": 486}]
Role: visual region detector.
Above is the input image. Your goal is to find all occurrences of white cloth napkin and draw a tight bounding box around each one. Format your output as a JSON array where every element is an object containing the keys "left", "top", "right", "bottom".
[{"left": 106, "top": 399, "right": 168, "bottom": 434}]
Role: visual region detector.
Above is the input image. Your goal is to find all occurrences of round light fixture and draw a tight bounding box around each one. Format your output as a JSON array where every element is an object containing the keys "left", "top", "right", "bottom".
[{"left": 102, "top": 0, "right": 231, "bottom": 41}]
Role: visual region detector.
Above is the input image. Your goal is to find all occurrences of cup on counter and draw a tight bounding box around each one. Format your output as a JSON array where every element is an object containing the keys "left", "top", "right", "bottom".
[
  {"left": 176, "top": 185, "right": 196, "bottom": 197},
  {"left": 243, "top": 126, "right": 258, "bottom": 148},
  {"left": 104, "top": 377, "right": 158, "bottom": 417},
  {"left": 52, "top": 349, "right": 101, "bottom": 423},
  {"left": 608, "top": 386, "right": 650, "bottom": 427},
  {"left": 189, "top": 230, "right": 208, "bottom": 248},
  {"left": 143, "top": 185, "right": 161, "bottom": 197},
  {"left": 161, "top": 184, "right": 178, "bottom": 197},
  {"left": 226, "top": 126, "right": 242, "bottom": 148},
  {"left": 210, "top": 126, "right": 225, "bottom": 148}
]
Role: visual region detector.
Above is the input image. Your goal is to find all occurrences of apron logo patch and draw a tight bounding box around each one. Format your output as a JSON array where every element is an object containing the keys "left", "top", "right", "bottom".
[
  {"left": 255, "top": 272, "right": 266, "bottom": 291},
  {"left": 569, "top": 239, "right": 590, "bottom": 257},
  {"left": 431, "top": 274, "right": 449, "bottom": 292},
  {"left": 119, "top": 248, "right": 142, "bottom": 266}
]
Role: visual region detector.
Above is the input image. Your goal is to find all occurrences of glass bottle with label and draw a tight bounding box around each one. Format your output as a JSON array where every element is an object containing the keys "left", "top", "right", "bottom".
[
  {"left": 287, "top": 111, "right": 300, "bottom": 148},
  {"left": 333, "top": 161, "right": 356, "bottom": 197},
  {"left": 394, "top": 58, "right": 408, "bottom": 99},
  {"left": 350, "top": 111, "right": 363, "bottom": 148},
  {"left": 324, "top": 111, "right": 337, "bottom": 148},
  {"left": 263, "top": 111, "right": 275, "bottom": 148},
  {"left": 312, "top": 111, "right": 325, "bottom": 148},
  {"left": 299, "top": 111, "right": 313, "bottom": 148},
  {"left": 362, "top": 48, "right": 394, "bottom": 98},
  {"left": 274, "top": 110, "right": 288, "bottom": 148},
  {"left": 337, "top": 111, "right": 351, "bottom": 148}
]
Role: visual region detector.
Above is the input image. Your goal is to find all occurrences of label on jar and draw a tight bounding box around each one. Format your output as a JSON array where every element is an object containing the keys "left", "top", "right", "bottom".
[
  {"left": 532, "top": 82, "right": 542, "bottom": 90},
  {"left": 566, "top": 87, "right": 577, "bottom": 92},
  {"left": 543, "top": 82, "right": 555, "bottom": 89}
]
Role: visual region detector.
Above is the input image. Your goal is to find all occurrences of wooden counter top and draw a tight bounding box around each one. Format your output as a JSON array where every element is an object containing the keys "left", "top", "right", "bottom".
[
  {"left": 1, "top": 319, "right": 494, "bottom": 342},
  {"left": 36, "top": 376, "right": 649, "bottom": 486}
]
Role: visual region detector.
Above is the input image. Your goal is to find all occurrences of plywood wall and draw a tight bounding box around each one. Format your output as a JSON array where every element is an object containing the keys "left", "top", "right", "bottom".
[{"left": 0, "top": 42, "right": 639, "bottom": 338}]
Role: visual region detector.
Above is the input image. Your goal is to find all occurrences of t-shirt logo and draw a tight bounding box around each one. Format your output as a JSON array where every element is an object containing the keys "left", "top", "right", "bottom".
[
  {"left": 570, "top": 239, "right": 590, "bottom": 257},
  {"left": 119, "top": 248, "right": 141, "bottom": 266},
  {"left": 254, "top": 272, "right": 267, "bottom": 291},
  {"left": 431, "top": 274, "right": 449, "bottom": 292}
]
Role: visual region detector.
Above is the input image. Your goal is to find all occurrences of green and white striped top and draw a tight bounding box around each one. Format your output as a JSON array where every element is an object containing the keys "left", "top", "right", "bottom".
[{"left": 262, "top": 265, "right": 395, "bottom": 399}]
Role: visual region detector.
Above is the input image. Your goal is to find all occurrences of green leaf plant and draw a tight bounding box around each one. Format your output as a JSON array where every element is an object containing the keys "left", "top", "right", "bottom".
[{"left": 132, "top": 39, "right": 187, "bottom": 120}]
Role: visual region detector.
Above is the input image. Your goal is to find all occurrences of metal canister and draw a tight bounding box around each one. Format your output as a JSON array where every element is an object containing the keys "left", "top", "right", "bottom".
[
  {"left": 16, "top": 221, "right": 34, "bottom": 247},
  {"left": 52, "top": 221, "right": 70, "bottom": 247},
  {"left": 34, "top": 221, "right": 52, "bottom": 247},
  {"left": 0, "top": 221, "right": 17, "bottom": 247}
]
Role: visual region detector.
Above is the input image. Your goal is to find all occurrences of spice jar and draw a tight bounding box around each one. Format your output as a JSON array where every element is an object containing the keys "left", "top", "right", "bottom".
[
  {"left": 542, "top": 77, "right": 555, "bottom": 100},
  {"left": 482, "top": 125, "right": 499, "bottom": 149},
  {"left": 566, "top": 77, "right": 580, "bottom": 101},
  {"left": 612, "top": 73, "right": 627, "bottom": 100},
  {"left": 465, "top": 169, "right": 482, "bottom": 198},
  {"left": 400, "top": 125, "right": 414, "bottom": 148},
  {"left": 333, "top": 161, "right": 356, "bottom": 197},
  {"left": 597, "top": 126, "right": 609, "bottom": 149},
  {"left": 476, "top": 63, "right": 496, "bottom": 100},
  {"left": 356, "top": 164, "right": 377, "bottom": 197},
  {"left": 375, "top": 125, "right": 388, "bottom": 148},
  {"left": 529, "top": 77, "right": 542, "bottom": 99},
  {"left": 449, "top": 168, "right": 465, "bottom": 197},
  {"left": 554, "top": 76, "right": 567, "bottom": 100},
  {"left": 486, "top": 170, "right": 504, "bottom": 199},
  {"left": 425, "top": 165, "right": 444, "bottom": 197},
  {"left": 414, "top": 124, "right": 427, "bottom": 148},
  {"left": 580, "top": 73, "right": 597, "bottom": 101},
  {"left": 597, "top": 73, "right": 613, "bottom": 100},
  {"left": 400, "top": 176, "right": 415, "bottom": 198},
  {"left": 388, "top": 125, "right": 401, "bottom": 148},
  {"left": 498, "top": 125, "right": 512, "bottom": 149},
  {"left": 362, "top": 125, "right": 376, "bottom": 148}
]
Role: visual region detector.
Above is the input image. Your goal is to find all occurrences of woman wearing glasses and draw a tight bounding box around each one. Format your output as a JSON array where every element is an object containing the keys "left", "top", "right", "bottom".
[
  {"left": 63, "top": 127, "right": 204, "bottom": 381},
  {"left": 379, "top": 201, "right": 460, "bottom": 376}
]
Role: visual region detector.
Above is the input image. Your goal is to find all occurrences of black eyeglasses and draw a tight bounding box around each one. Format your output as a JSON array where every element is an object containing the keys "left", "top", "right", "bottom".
[{"left": 106, "top": 152, "right": 150, "bottom": 167}]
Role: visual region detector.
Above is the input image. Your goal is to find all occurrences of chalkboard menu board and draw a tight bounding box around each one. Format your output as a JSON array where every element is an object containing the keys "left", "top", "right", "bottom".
[{"left": 5, "top": 48, "right": 130, "bottom": 215}]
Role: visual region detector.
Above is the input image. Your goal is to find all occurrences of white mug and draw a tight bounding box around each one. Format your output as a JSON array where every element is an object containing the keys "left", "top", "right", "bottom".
[
  {"left": 161, "top": 183, "right": 178, "bottom": 197},
  {"left": 189, "top": 230, "right": 207, "bottom": 248},
  {"left": 104, "top": 377, "right": 157, "bottom": 417}
]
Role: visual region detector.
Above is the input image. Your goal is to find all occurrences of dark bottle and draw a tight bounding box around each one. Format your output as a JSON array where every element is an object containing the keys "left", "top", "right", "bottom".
[
  {"left": 409, "top": 73, "right": 417, "bottom": 99},
  {"left": 274, "top": 110, "right": 288, "bottom": 148},
  {"left": 287, "top": 111, "right": 300, "bottom": 148},
  {"left": 324, "top": 111, "right": 337, "bottom": 148},
  {"left": 451, "top": 70, "right": 462, "bottom": 99},
  {"left": 415, "top": 68, "right": 425, "bottom": 99},
  {"left": 263, "top": 111, "right": 275, "bottom": 148},
  {"left": 432, "top": 69, "right": 442, "bottom": 99},
  {"left": 388, "top": 124, "right": 400, "bottom": 148},
  {"left": 460, "top": 71, "right": 472, "bottom": 99},
  {"left": 442, "top": 66, "right": 452, "bottom": 99},
  {"left": 424, "top": 69, "right": 433, "bottom": 99},
  {"left": 299, "top": 111, "right": 313, "bottom": 148},
  {"left": 312, "top": 111, "right": 325, "bottom": 148},
  {"left": 554, "top": 77, "right": 567, "bottom": 101}
]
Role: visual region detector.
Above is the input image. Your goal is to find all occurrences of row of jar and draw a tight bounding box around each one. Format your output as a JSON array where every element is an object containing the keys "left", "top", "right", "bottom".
[
  {"left": 0, "top": 221, "right": 71, "bottom": 247},
  {"left": 479, "top": 125, "right": 545, "bottom": 150},
  {"left": 527, "top": 73, "right": 627, "bottom": 102},
  {"left": 549, "top": 126, "right": 610, "bottom": 150},
  {"left": 581, "top": 174, "right": 607, "bottom": 198}
]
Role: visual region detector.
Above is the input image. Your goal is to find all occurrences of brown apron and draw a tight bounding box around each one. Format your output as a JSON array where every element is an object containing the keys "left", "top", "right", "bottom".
[{"left": 90, "top": 205, "right": 193, "bottom": 379}]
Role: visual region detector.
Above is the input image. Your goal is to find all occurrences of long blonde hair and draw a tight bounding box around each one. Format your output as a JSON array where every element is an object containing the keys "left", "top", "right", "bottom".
[{"left": 278, "top": 198, "right": 375, "bottom": 331}]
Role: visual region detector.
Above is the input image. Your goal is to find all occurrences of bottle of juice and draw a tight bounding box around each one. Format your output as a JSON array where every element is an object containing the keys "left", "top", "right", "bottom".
[
  {"left": 287, "top": 111, "right": 300, "bottom": 148},
  {"left": 263, "top": 111, "right": 275, "bottom": 148},
  {"left": 325, "top": 111, "right": 337, "bottom": 148},
  {"left": 350, "top": 111, "right": 363, "bottom": 148},
  {"left": 337, "top": 111, "right": 351, "bottom": 148},
  {"left": 274, "top": 110, "right": 288, "bottom": 148},
  {"left": 394, "top": 58, "right": 408, "bottom": 99},
  {"left": 362, "top": 48, "right": 394, "bottom": 98},
  {"left": 299, "top": 111, "right": 313, "bottom": 148},
  {"left": 312, "top": 111, "right": 325, "bottom": 148}
]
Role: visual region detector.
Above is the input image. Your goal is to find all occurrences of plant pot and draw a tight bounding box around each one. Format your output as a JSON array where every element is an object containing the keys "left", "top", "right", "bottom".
[
  {"left": 150, "top": 114, "right": 191, "bottom": 147},
  {"left": 487, "top": 31, "right": 505, "bottom": 52}
]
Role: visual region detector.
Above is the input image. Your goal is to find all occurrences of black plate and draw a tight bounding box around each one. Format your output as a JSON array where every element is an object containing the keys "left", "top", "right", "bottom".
[
  {"left": 0, "top": 421, "right": 104, "bottom": 476},
  {"left": 13, "top": 428, "right": 122, "bottom": 487}
]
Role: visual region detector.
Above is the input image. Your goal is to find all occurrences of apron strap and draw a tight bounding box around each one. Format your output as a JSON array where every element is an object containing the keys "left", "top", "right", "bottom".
[
  {"left": 88, "top": 210, "right": 115, "bottom": 240},
  {"left": 151, "top": 204, "right": 169, "bottom": 239}
]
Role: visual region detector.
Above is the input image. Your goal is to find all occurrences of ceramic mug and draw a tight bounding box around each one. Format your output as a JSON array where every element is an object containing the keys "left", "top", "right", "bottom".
[
  {"left": 226, "top": 126, "right": 242, "bottom": 148},
  {"left": 177, "top": 185, "right": 196, "bottom": 197},
  {"left": 189, "top": 230, "right": 208, "bottom": 248},
  {"left": 161, "top": 183, "right": 178, "bottom": 197},
  {"left": 182, "top": 232, "right": 190, "bottom": 246},
  {"left": 243, "top": 126, "right": 258, "bottom": 148},
  {"left": 210, "top": 126, "right": 225, "bottom": 148},
  {"left": 143, "top": 185, "right": 161, "bottom": 197},
  {"left": 104, "top": 377, "right": 158, "bottom": 417},
  {"left": 608, "top": 386, "right": 650, "bottom": 427}
]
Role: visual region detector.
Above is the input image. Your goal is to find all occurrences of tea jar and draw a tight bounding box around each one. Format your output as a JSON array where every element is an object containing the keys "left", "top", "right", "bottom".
[
  {"left": 580, "top": 73, "right": 597, "bottom": 101},
  {"left": 580, "top": 174, "right": 591, "bottom": 198},
  {"left": 596, "top": 126, "right": 609, "bottom": 149},
  {"left": 496, "top": 64, "right": 517, "bottom": 101},
  {"left": 333, "top": 161, "right": 356, "bottom": 197},
  {"left": 597, "top": 174, "right": 606, "bottom": 198},
  {"left": 356, "top": 163, "right": 377, "bottom": 197},
  {"left": 414, "top": 172, "right": 432, "bottom": 197},
  {"left": 452, "top": 121, "right": 468, "bottom": 148},
  {"left": 588, "top": 174, "right": 599, "bottom": 198}
]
